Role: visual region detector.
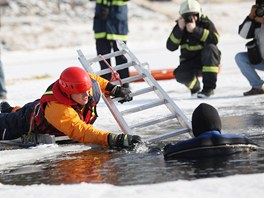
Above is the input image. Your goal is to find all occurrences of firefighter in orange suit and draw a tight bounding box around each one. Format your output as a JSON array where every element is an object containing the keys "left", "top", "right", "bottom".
[{"left": 0, "top": 66, "right": 141, "bottom": 149}]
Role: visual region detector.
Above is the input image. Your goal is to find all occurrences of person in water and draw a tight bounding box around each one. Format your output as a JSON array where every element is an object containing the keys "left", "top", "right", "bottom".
[{"left": 164, "top": 103, "right": 258, "bottom": 159}]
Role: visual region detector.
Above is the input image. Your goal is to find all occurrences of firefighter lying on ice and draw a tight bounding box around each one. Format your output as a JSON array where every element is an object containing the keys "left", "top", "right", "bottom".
[{"left": 0, "top": 66, "right": 141, "bottom": 149}]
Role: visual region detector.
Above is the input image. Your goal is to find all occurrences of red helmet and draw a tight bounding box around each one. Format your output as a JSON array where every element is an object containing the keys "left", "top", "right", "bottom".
[{"left": 59, "top": 66, "right": 92, "bottom": 95}]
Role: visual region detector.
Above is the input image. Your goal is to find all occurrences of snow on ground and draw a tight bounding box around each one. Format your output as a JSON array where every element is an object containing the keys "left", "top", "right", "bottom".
[
  {"left": 1, "top": 173, "right": 264, "bottom": 198},
  {"left": 1, "top": 0, "right": 264, "bottom": 197}
]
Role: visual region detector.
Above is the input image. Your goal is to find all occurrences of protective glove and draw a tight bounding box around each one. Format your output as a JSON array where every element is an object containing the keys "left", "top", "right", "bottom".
[
  {"left": 111, "top": 85, "right": 133, "bottom": 103},
  {"left": 108, "top": 133, "right": 142, "bottom": 149}
]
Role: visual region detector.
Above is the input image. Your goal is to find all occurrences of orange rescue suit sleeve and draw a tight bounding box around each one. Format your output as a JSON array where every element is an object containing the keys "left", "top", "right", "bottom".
[
  {"left": 88, "top": 73, "right": 112, "bottom": 95},
  {"left": 44, "top": 101, "right": 111, "bottom": 146}
]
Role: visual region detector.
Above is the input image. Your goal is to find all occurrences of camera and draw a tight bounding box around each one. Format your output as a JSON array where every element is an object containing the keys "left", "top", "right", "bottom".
[
  {"left": 182, "top": 14, "right": 193, "bottom": 23},
  {"left": 182, "top": 12, "right": 198, "bottom": 23},
  {"left": 255, "top": 0, "right": 264, "bottom": 17}
]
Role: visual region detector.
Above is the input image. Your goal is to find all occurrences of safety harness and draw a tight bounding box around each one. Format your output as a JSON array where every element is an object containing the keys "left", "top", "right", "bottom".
[{"left": 21, "top": 79, "right": 102, "bottom": 145}]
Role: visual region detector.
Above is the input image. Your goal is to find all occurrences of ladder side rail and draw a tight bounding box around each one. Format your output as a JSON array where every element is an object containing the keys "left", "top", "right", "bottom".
[
  {"left": 77, "top": 50, "right": 95, "bottom": 73},
  {"left": 102, "top": 95, "right": 134, "bottom": 135}
]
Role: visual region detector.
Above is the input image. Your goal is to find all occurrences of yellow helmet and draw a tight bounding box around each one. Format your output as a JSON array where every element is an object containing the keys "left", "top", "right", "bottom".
[{"left": 179, "top": 0, "right": 202, "bottom": 16}]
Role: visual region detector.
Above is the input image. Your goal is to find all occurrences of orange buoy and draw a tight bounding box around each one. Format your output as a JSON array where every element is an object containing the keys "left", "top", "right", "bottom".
[{"left": 130, "top": 68, "right": 175, "bottom": 82}]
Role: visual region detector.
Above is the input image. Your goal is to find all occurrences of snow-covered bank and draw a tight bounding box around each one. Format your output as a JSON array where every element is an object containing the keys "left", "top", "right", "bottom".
[
  {"left": 1, "top": 0, "right": 252, "bottom": 51},
  {"left": 1, "top": 173, "right": 264, "bottom": 198}
]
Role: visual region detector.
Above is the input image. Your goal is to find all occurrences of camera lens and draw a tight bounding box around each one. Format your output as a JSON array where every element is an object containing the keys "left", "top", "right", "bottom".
[{"left": 256, "top": 7, "right": 264, "bottom": 17}]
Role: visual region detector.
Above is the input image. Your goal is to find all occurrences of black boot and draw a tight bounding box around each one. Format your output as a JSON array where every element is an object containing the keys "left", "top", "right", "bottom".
[{"left": 197, "top": 89, "right": 214, "bottom": 98}]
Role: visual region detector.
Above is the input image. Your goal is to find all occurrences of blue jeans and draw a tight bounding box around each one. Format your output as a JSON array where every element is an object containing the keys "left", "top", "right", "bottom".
[
  {"left": 0, "top": 60, "right": 7, "bottom": 97},
  {"left": 235, "top": 52, "right": 264, "bottom": 89}
]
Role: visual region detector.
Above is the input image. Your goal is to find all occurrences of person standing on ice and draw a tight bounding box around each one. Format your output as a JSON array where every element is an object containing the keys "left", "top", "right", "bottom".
[
  {"left": 166, "top": 0, "right": 221, "bottom": 98},
  {"left": 93, "top": 0, "right": 130, "bottom": 88},
  {"left": 235, "top": 0, "right": 264, "bottom": 96},
  {"left": 0, "top": 66, "right": 141, "bottom": 149}
]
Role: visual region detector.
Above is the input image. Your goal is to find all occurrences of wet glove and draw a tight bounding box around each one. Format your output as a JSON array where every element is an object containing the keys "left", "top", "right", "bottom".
[
  {"left": 108, "top": 133, "right": 142, "bottom": 149},
  {"left": 111, "top": 85, "right": 133, "bottom": 103}
]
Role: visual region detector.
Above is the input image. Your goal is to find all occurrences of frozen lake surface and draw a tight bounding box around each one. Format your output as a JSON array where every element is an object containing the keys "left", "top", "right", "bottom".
[{"left": 1, "top": 1, "right": 264, "bottom": 197}]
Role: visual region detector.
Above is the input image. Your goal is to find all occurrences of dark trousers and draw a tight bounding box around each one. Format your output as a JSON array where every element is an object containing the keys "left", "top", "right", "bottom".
[
  {"left": 174, "top": 44, "right": 221, "bottom": 90},
  {"left": 96, "top": 39, "right": 129, "bottom": 81},
  {"left": 0, "top": 101, "right": 37, "bottom": 140}
]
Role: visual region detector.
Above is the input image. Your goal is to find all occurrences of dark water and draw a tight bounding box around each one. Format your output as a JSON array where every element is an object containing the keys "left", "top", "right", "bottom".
[{"left": 1, "top": 113, "right": 264, "bottom": 186}]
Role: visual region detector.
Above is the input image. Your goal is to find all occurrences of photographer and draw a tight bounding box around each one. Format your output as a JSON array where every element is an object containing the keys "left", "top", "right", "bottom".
[
  {"left": 166, "top": 0, "right": 221, "bottom": 98},
  {"left": 235, "top": 0, "right": 264, "bottom": 96}
]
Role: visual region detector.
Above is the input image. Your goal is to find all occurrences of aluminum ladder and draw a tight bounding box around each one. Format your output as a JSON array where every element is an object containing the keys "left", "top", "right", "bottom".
[{"left": 77, "top": 40, "right": 192, "bottom": 143}]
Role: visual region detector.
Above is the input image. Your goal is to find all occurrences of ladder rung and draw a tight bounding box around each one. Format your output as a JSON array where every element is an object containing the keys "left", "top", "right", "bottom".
[
  {"left": 111, "top": 73, "right": 145, "bottom": 85},
  {"left": 130, "top": 114, "right": 176, "bottom": 129},
  {"left": 122, "top": 74, "right": 145, "bottom": 84},
  {"left": 145, "top": 128, "right": 191, "bottom": 143},
  {"left": 95, "top": 62, "right": 134, "bottom": 76},
  {"left": 121, "top": 99, "right": 166, "bottom": 115},
  {"left": 132, "top": 86, "right": 156, "bottom": 96},
  {"left": 111, "top": 86, "right": 156, "bottom": 103},
  {"left": 88, "top": 50, "right": 125, "bottom": 64}
]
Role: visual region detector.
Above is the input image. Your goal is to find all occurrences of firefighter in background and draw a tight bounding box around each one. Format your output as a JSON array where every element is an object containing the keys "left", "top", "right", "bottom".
[
  {"left": 0, "top": 66, "right": 141, "bottom": 149},
  {"left": 166, "top": 0, "right": 221, "bottom": 98},
  {"left": 93, "top": 0, "right": 130, "bottom": 88}
]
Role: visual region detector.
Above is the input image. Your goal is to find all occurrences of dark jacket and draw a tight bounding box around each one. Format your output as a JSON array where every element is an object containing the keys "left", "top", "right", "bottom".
[
  {"left": 93, "top": 0, "right": 129, "bottom": 41},
  {"left": 238, "top": 16, "right": 264, "bottom": 60},
  {"left": 166, "top": 15, "right": 220, "bottom": 63}
]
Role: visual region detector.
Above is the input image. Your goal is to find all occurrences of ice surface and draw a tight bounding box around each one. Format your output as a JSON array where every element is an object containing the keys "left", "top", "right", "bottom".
[{"left": 1, "top": 0, "right": 264, "bottom": 197}]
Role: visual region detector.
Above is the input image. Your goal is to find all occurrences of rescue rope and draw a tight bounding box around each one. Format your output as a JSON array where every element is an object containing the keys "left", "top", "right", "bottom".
[{"left": 98, "top": 54, "right": 123, "bottom": 86}]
